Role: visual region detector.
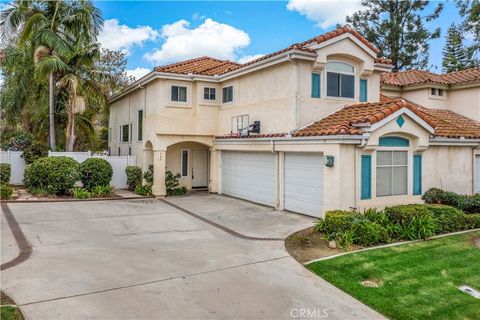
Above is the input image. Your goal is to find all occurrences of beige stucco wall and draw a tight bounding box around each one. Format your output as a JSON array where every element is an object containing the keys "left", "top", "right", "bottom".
[
  {"left": 381, "top": 85, "right": 480, "bottom": 121},
  {"left": 165, "top": 142, "right": 209, "bottom": 189},
  {"left": 423, "top": 146, "right": 474, "bottom": 194}
]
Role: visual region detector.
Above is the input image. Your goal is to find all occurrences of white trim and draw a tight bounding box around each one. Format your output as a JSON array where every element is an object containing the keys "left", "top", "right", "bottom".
[
  {"left": 180, "top": 149, "right": 190, "bottom": 177},
  {"left": 170, "top": 85, "right": 188, "bottom": 103},
  {"left": 325, "top": 60, "right": 356, "bottom": 100},
  {"left": 359, "top": 108, "right": 436, "bottom": 134},
  {"left": 202, "top": 86, "right": 217, "bottom": 102}
]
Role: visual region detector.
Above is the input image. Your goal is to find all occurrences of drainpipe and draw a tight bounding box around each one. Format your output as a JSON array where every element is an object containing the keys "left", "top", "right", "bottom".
[
  {"left": 288, "top": 54, "right": 299, "bottom": 129},
  {"left": 354, "top": 138, "right": 367, "bottom": 210}
]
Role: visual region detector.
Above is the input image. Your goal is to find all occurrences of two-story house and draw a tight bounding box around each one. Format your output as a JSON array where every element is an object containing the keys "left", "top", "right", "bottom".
[{"left": 108, "top": 27, "right": 480, "bottom": 218}]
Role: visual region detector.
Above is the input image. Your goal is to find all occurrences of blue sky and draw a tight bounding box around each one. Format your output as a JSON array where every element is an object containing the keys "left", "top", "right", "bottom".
[{"left": 94, "top": 1, "right": 464, "bottom": 79}]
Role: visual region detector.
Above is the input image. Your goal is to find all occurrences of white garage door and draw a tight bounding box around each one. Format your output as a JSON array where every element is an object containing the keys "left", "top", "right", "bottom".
[
  {"left": 284, "top": 153, "right": 324, "bottom": 217},
  {"left": 221, "top": 151, "right": 276, "bottom": 206},
  {"left": 476, "top": 155, "right": 480, "bottom": 193}
]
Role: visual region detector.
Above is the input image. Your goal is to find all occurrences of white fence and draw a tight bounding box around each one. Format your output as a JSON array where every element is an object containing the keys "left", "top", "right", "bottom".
[
  {"left": 0, "top": 151, "right": 26, "bottom": 185},
  {"left": 1, "top": 151, "right": 136, "bottom": 188}
]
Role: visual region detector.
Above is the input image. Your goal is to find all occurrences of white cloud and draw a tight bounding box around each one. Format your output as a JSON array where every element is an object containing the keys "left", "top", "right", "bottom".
[
  {"left": 98, "top": 19, "right": 158, "bottom": 55},
  {"left": 126, "top": 67, "right": 151, "bottom": 81},
  {"left": 237, "top": 54, "right": 265, "bottom": 64},
  {"left": 287, "top": 0, "right": 362, "bottom": 29},
  {"left": 144, "top": 18, "right": 251, "bottom": 64}
]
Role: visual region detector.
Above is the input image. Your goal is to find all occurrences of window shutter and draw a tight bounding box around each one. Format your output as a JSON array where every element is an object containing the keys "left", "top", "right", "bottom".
[
  {"left": 413, "top": 154, "right": 422, "bottom": 195},
  {"left": 311, "top": 73, "right": 320, "bottom": 98},
  {"left": 360, "top": 79, "right": 367, "bottom": 102},
  {"left": 361, "top": 155, "right": 372, "bottom": 200}
]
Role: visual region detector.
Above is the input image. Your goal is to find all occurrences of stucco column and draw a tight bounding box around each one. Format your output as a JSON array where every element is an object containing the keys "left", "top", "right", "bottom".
[
  {"left": 152, "top": 149, "right": 166, "bottom": 197},
  {"left": 209, "top": 148, "right": 218, "bottom": 193}
]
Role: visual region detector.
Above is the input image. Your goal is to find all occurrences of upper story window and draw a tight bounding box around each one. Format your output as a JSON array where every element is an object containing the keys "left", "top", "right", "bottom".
[
  {"left": 431, "top": 88, "right": 444, "bottom": 97},
  {"left": 171, "top": 85, "right": 187, "bottom": 102},
  {"left": 137, "top": 110, "right": 143, "bottom": 141},
  {"left": 204, "top": 87, "right": 216, "bottom": 100},
  {"left": 326, "top": 61, "right": 355, "bottom": 99},
  {"left": 222, "top": 85, "right": 234, "bottom": 103}
]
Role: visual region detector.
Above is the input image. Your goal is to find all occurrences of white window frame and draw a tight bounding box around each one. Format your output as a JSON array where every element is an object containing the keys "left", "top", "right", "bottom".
[
  {"left": 203, "top": 87, "right": 216, "bottom": 101},
  {"left": 231, "top": 114, "right": 249, "bottom": 133},
  {"left": 375, "top": 148, "right": 409, "bottom": 197},
  {"left": 120, "top": 124, "right": 130, "bottom": 143},
  {"left": 325, "top": 60, "right": 356, "bottom": 100},
  {"left": 137, "top": 109, "right": 143, "bottom": 142},
  {"left": 222, "top": 85, "right": 234, "bottom": 104},
  {"left": 180, "top": 149, "right": 190, "bottom": 177},
  {"left": 171, "top": 85, "right": 187, "bottom": 102}
]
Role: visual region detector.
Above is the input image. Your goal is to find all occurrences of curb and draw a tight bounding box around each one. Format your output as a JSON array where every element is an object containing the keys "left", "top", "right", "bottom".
[
  {"left": 1, "top": 203, "right": 33, "bottom": 271},
  {"left": 303, "top": 228, "right": 480, "bottom": 265},
  {"left": 1, "top": 196, "right": 153, "bottom": 204}
]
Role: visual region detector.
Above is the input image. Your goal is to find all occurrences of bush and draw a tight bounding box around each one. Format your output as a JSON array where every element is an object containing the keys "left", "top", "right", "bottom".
[
  {"left": 354, "top": 220, "right": 390, "bottom": 246},
  {"left": 385, "top": 205, "right": 436, "bottom": 240},
  {"left": 72, "top": 188, "right": 90, "bottom": 199},
  {"left": 0, "top": 163, "right": 11, "bottom": 184},
  {"left": 0, "top": 184, "right": 14, "bottom": 199},
  {"left": 21, "top": 142, "right": 49, "bottom": 164},
  {"left": 28, "top": 187, "right": 50, "bottom": 197},
  {"left": 126, "top": 166, "right": 142, "bottom": 191},
  {"left": 79, "top": 158, "right": 113, "bottom": 190},
  {"left": 317, "top": 210, "right": 363, "bottom": 240},
  {"left": 166, "top": 171, "right": 187, "bottom": 196},
  {"left": 0, "top": 130, "right": 33, "bottom": 151},
  {"left": 90, "top": 185, "right": 113, "bottom": 198},
  {"left": 422, "top": 188, "right": 480, "bottom": 213},
  {"left": 426, "top": 204, "right": 479, "bottom": 233},
  {"left": 134, "top": 184, "right": 152, "bottom": 196},
  {"left": 143, "top": 165, "right": 153, "bottom": 185},
  {"left": 463, "top": 194, "right": 480, "bottom": 213},
  {"left": 24, "top": 156, "right": 80, "bottom": 195}
]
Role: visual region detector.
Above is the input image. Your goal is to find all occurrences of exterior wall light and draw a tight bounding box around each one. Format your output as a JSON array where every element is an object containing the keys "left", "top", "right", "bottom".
[{"left": 325, "top": 155, "right": 335, "bottom": 167}]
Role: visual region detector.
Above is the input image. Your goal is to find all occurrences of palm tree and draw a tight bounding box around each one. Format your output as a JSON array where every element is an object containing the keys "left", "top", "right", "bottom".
[{"left": 0, "top": 0, "right": 102, "bottom": 150}]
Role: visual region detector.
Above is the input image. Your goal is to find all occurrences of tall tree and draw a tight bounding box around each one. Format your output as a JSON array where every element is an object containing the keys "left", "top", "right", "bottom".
[
  {"left": 346, "top": 0, "right": 443, "bottom": 71},
  {"left": 0, "top": 0, "right": 103, "bottom": 150},
  {"left": 442, "top": 23, "right": 477, "bottom": 72},
  {"left": 457, "top": 0, "right": 480, "bottom": 59}
]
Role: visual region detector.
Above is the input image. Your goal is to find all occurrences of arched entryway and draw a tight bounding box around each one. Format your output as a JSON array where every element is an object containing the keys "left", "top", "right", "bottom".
[{"left": 166, "top": 141, "right": 210, "bottom": 189}]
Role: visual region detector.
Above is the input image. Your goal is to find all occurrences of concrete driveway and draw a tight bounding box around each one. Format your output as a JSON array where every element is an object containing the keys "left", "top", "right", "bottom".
[{"left": 1, "top": 194, "right": 383, "bottom": 319}]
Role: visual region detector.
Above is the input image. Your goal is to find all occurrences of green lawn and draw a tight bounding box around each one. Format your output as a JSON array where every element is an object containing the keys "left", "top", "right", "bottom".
[
  {"left": 307, "top": 231, "right": 480, "bottom": 320},
  {"left": 0, "top": 306, "right": 22, "bottom": 320}
]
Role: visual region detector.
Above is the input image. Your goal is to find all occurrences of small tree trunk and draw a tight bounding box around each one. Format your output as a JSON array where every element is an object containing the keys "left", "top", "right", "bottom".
[
  {"left": 49, "top": 72, "right": 56, "bottom": 150},
  {"left": 66, "top": 108, "right": 75, "bottom": 152}
]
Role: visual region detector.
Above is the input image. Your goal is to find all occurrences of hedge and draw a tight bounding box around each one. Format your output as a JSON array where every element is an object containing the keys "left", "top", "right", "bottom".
[
  {"left": 24, "top": 156, "right": 80, "bottom": 195},
  {"left": 79, "top": 158, "right": 113, "bottom": 190},
  {"left": 0, "top": 163, "right": 11, "bottom": 184}
]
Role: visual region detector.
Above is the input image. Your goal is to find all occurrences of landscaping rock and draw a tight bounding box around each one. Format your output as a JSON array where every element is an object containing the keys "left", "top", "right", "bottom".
[
  {"left": 361, "top": 279, "right": 383, "bottom": 288},
  {"left": 328, "top": 240, "right": 337, "bottom": 249}
]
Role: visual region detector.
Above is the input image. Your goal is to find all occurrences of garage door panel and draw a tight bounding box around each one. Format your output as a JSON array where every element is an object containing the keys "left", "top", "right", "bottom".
[
  {"left": 284, "top": 153, "right": 324, "bottom": 217},
  {"left": 221, "top": 151, "right": 275, "bottom": 206}
]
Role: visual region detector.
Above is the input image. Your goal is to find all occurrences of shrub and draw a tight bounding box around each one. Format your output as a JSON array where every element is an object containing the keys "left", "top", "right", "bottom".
[
  {"left": 318, "top": 210, "right": 363, "bottom": 240},
  {"left": 126, "top": 166, "right": 142, "bottom": 190},
  {"left": 0, "top": 163, "right": 11, "bottom": 184},
  {"left": 165, "top": 171, "right": 187, "bottom": 196},
  {"left": 24, "top": 156, "right": 80, "bottom": 195},
  {"left": 335, "top": 230, "right": 355, "bottom": 250},
  {"left": 143, "top": 165, "right": 153, "bottom": 185},
  {"left": 72, "top": 188, "right": 91, "bottom": 199},
  {"left": 79, "top": 158, "right": 113, "bottom": 190},
  {"left": 90, "top": 185, "right": 113, "bottom": 198},
  {"left": 0, "top": 130, "right": 33, "bottom": 151},
  {"left": 28, "top": 187, "right": 50, "bottom": 197},
  {"left": 385, "top": 205, "right": 436, "bottom": 240},
  {"left": 364, "top": 208, "right": 399, "bottom": 237},
  {"left": 463, "top": 194, "right": 480, "bottom": 213},
  {"left": 422, "top": 188, "right": 480, "bottom": 213},
  {"left": 353, "top": 220, "right": 390, "bottom": 246},
  {"left": 0, "top": 184, "right": 14, "bottom": 199},
  {"left": 134, "top": 184, "right": 152, "bottom": 196},
  {"left": 21, "top": 142, "right": 49, "bottom": 164}
]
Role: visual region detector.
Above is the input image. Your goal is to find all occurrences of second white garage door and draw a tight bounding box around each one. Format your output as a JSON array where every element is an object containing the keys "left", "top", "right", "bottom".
[
  {"left": 284, "top": 153, "right": 324, "bottom": 217},
  {"left": 221, "top": 151, "right": 276, "bottom": 206}
]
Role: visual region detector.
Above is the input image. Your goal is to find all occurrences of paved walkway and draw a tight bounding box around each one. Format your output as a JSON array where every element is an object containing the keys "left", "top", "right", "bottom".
[{"left": 1, "top": 195, "right": 384, "bottom": 319}]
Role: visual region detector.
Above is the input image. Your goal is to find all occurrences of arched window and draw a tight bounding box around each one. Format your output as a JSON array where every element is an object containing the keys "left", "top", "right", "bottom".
[{"left": 326, "top": 61, "right": 355, "bottom": 99}]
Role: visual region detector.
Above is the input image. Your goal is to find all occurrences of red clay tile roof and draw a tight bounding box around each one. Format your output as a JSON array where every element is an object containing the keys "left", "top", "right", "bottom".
[
  {"left": 154, "top": 56, "right": 241, "bottom": 76},
  {"left": 215, "top": 133, "right": 287, "bottom": 139},
  {"left": 293, "top": 96, "right": 480, "bottom": 139},
  {"left": 381, "top": 68, "right": 480, "bottom": 87},
  {"left": 154, "top": 26, "right": 387, "bottom": 76}
]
